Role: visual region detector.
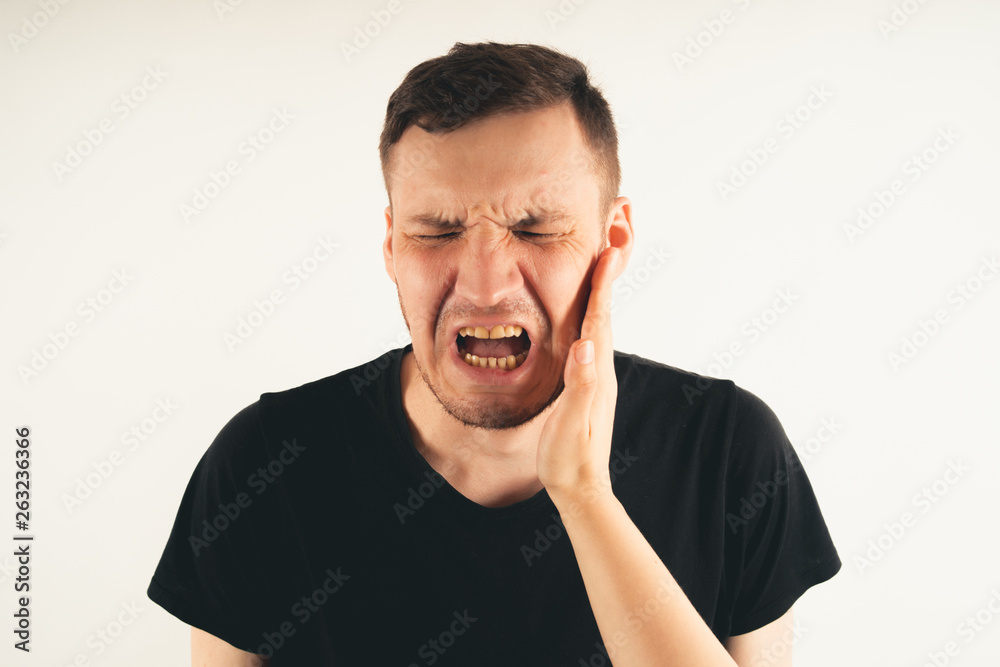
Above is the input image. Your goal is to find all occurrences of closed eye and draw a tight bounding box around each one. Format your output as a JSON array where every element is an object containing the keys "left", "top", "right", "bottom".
[{"left": 415, "top": 231, "right": 556, "bottom": 240}]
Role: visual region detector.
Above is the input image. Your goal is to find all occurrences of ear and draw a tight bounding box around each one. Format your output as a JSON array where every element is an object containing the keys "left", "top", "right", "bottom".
[
  {"left": 603, "top": 196, "right": 634, "bottom": 280},
  {"left": 382, "top": 205, "right": 397, "bottom": 285}
]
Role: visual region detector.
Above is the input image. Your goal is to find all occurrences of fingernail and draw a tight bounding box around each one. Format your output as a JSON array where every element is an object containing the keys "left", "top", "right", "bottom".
[{"left": 576, "top": 340, "right": 594, "bottom": 364}]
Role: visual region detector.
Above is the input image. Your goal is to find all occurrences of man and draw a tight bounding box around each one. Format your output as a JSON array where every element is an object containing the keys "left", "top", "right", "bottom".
[{"left": 148, "top": 42, "right": 840, "bottom": 665}]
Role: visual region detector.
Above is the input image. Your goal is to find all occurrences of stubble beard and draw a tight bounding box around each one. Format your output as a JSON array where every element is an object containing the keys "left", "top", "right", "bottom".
[
  {"left": 397, "top": 288, "right": 564, "bottom": 430},
  {"left": 411, "top": 346, "right": 563, "bottom": 430}
]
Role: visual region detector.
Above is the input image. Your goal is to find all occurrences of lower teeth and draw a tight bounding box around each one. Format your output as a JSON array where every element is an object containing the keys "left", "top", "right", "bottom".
[{"left": 463, "top": 352, "right": 527, "bottom": 370}]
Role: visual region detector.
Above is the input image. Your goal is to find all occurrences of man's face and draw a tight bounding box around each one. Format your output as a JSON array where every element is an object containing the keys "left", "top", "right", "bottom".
[{"left": 383, "top": 103, "right": 608, "bottom": 430}]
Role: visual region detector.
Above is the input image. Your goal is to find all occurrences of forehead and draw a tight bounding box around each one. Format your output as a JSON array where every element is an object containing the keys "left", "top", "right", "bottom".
[{"left": 388, "top": 103, "right": 598, "bottom": 215}]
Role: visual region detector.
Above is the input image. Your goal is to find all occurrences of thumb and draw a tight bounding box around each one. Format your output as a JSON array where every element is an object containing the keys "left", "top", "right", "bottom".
[
  {"left": 570, "top": 339, "right": 597, "bottom": 382},
  {"left": 557, "top": 339, "right": 599, "bottom": 425}
]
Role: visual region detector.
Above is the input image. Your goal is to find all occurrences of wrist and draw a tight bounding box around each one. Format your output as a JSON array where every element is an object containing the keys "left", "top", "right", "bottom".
[{"left": 546, "top": 475, "right": 619, "bottom": 520}]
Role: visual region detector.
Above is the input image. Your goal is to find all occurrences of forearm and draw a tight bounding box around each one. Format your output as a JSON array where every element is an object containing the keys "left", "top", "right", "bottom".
[{"left": 551, "top": 486, "right": 737, "bottom": 667}]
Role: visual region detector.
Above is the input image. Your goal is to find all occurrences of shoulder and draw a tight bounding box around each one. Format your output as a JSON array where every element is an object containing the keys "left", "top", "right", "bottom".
[
  {"left": 261, "top": 347, "right": 400, "bottom": 406},
  {"left": 611, "top": 349, "right": 789, "bottom": 461},
  {"left": 254, "top": 347, "right": 402, "bottom": 427},
  {"left": 726, "top": 384, "right": 796, "bottom": 472},
  {"left": 612, "top": 348, "right": 741, "bottom": 415},
  {"left": 204, "top": 347, "right": 403, "bottom": 466}
]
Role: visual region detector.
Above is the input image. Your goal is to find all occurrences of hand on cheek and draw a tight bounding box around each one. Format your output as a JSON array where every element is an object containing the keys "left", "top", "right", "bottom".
[{"left": 536, "top": 247, "right": 619, "bottom": 506}]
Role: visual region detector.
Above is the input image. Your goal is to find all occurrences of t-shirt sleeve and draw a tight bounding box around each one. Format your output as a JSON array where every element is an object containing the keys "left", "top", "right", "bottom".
[
  {"left": 147, "top": 401, "right": 276, "bottom": 653},
  {"left": 723, "top": 387, "right": 841, "bottom": 636}
]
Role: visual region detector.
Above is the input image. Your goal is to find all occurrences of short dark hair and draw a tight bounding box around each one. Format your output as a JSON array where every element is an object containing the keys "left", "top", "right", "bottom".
[{"left": 379, "top": 41, "right": 620, "bottom": 223}]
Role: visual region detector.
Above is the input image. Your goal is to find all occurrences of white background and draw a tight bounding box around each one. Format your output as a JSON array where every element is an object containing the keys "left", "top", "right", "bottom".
[{"left": 2, "top": 0, "right": 998, "bottom": 664}]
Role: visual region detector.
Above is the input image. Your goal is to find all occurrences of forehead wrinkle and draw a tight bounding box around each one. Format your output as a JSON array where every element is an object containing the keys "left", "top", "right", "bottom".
[
  {"left": 397, "top": 147, "right": 587, "bottom": 218},
  {"left": 406, "top": 198, "right": 573, "bottom": 229},
  {"left": 400, "top": 161, "right": 584, "bottom": 227}
]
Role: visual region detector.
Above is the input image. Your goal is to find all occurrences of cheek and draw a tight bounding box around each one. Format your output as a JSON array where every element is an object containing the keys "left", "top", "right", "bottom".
[
  {"left": 529, "top": 238, "right": 586, "bottom": 283},
  {"left": 395, "top": 266, "right": 444, "bottom": 334},
  {"left": 534, "top": 256, "right": 591, "bottom": 340}
]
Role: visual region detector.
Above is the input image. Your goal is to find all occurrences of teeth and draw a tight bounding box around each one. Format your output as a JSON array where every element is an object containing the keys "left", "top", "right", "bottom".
[
  {"left": 462, "top": 351, "right": 528, "bottom": 371},
  {"left": 459, "top": 324, "right": 524, "bottom": 339},
  {"left": 458, "top": 323, "right": 530, "bottom": 371}
]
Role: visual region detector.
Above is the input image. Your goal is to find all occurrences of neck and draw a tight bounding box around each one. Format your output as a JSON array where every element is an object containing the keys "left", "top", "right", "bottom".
[{"left": 399, "top": 350, "right": 549, "bottom": 507}]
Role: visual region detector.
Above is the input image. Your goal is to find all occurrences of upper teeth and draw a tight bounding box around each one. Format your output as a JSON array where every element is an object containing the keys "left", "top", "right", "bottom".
[{"left": 459, "top": 325, "right": 523, "bottom": 339}]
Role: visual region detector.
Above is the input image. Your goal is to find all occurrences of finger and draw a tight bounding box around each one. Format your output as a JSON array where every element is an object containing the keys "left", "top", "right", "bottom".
[
  {"left": 580, "top": 248, "right": 616, "bottom": 339},
  {"left": 580, "top": 247, "right": 618, "bottom": 385},
  {"left": 550, "top": 338, "right": 600, "bottom": 441}
]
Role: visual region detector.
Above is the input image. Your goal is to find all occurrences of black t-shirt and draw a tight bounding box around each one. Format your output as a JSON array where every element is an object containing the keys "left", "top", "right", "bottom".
[{"left": 147, "top": 344, "right": 840, "bottom": 665}]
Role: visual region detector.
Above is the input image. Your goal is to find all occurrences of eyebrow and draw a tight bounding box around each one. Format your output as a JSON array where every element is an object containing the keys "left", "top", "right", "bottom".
[
  {"left": 402, "top": 214, "right": 463, "bottom": 229},
  {"left": 402, "top": 207, "right": 571, "bottom": 228}
]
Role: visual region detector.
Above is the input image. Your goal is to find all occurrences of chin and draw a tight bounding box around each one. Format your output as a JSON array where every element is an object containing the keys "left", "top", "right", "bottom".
[
  {"left": 419, "top": 352, "right": 564, "bottom": 431},
  {"left": 441, "top": 393, "right": 557, "bottom": 430}
]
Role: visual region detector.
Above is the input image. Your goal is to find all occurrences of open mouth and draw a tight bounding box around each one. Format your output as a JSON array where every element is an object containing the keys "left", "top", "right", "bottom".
[{"left": 456, "top": 325, "right": 531, "bottom": 371}]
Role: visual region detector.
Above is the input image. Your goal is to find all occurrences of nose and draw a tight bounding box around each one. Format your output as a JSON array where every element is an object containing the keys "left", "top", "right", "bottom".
[{"left": 452, "top": 224, "right": 525, "bottom": 310}]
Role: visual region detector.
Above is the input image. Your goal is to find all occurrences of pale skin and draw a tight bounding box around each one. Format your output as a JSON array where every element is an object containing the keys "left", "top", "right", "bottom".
[{"left": 191, "top": 103, "right": 795, "bottom": 665}]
